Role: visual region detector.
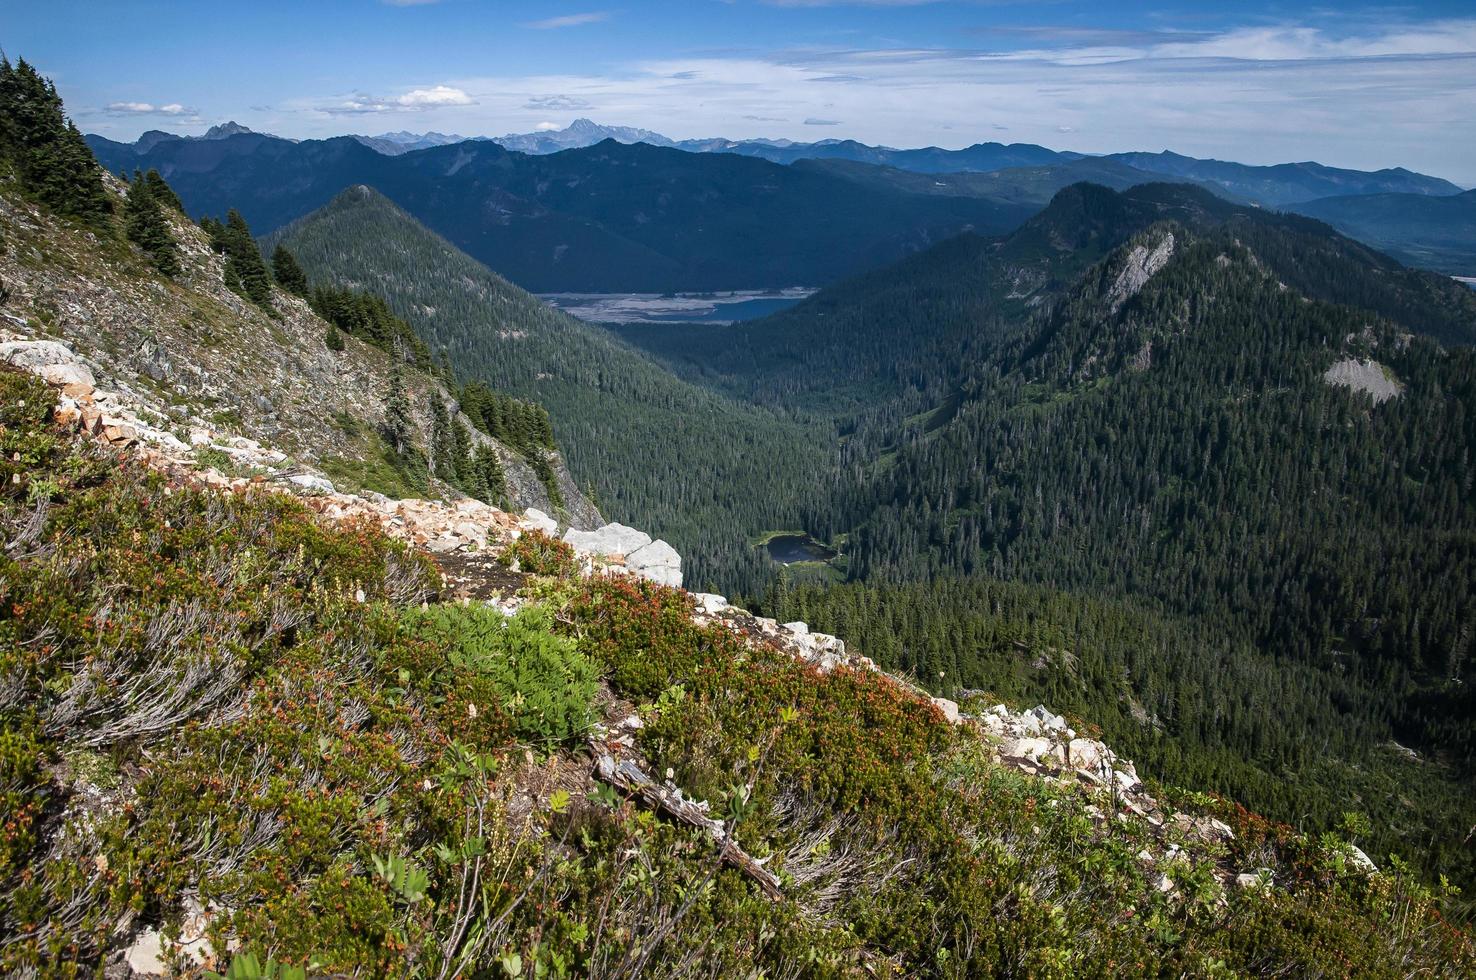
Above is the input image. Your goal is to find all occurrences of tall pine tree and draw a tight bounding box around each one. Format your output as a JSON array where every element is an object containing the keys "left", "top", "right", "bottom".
[
  {"left": 125, "top": 170, "right": 179, "bottom": 277},
  {"left": 272, "top": 244, "right": 309, "bottom": 297},
  {"left": 0, "top": 57, "right": 111, "bottom": 226}
]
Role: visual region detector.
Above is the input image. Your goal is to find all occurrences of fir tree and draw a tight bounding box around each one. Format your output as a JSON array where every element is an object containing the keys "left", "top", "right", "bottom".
[
  {"left": 124, "top": 170, "right": 180, "bottom": 277},
  {"left": 0, "top": 58, "right": 111, "bottom": 226},
  {"left": 221, "top": 209, "right": 274, "bottom": 308},
  {"left": 144, "top": 169, "right": 184, "bottom": 213},
  {"left": 384, "top": 366, "right": 412, "bottom": 456},
  {"left": 272, "top": 244, "right": 309, "bottom": 297}
]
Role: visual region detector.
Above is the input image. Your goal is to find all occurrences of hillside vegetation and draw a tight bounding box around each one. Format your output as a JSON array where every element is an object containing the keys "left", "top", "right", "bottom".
[
  {"left": 268, "top": 186, "right": 833, "bottom": 596},
  {"left": 4, "top": 365, "right": 1473, "bottom": 976}
]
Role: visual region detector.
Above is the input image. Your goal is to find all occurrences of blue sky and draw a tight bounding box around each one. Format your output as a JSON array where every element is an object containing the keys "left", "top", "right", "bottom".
[{"left": 7, "top": 1, "right": 1475, "bottom": 183}]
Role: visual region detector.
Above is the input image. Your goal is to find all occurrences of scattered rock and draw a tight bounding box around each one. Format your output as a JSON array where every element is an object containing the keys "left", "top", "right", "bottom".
[
  {"left": 1323, "top": 358, "right": 1403, "bottom": 405},
  {"left": 933, "top": 697, "right": 961, "bottom": 724},
  {"left": 0, "top": 338, "right": 79, "bottom": 369},
  {"left": 287, "top": 473, "right": 335, "bottom": 494}
]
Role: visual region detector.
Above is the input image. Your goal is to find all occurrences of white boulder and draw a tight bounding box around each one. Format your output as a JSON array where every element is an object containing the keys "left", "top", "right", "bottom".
[
  {"left": 563, "top": 522, "right": 652, "bottom": 557},
  {"left": 523, "top": 507, "right": 558, "bottom": 536},
  {"left": 37, "top": 362, "right": 95, "bottom": 388},
  {"left": 287, "top": 473, "right": 335, "bottom": 494},
  {"left": 626, "top": 539, "right": 682, "bottom": 588},
  {"left": 1, "top": 339, "right": 79, "bottom": 370}
]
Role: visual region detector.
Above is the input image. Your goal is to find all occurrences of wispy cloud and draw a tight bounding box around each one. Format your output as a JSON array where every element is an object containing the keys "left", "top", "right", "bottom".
[
  {"left": 804, "top": 116, "right": 842, "bottom": 125},
  {"left": 524, "top": 12, "right": 610, "bottom": 29},
  {"left": 104, "top": 101, "right": 197, "bottom": 117},
  {"left": 525, "top": 94, "right": 594, "bottom": 110},
  {"left": 321, "top": 85, "right": 475, "bottom": 115}
]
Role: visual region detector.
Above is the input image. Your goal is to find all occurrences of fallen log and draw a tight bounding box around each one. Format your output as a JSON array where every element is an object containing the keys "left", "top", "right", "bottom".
[{"left": 594, "top": 753, "right": 782, "bottom": 900}]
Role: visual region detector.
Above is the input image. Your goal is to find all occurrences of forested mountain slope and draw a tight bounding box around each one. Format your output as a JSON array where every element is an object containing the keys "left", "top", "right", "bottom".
[
  {"left": 756, "top": 219, "right": 1476, "bottom": 895},
  {"left": 1289, "top": 187, "right": 1476, "bottom": 275},
  {"left": 605, "top": 183, "right": 1476, "bottom": 896},
  {"left": 87, "top": 133, "right": 1034, "bottom": 292},
  {"left": 618, "top": 182, "right": 1476, "bottom": 420},
  {"left": 267, "top": 186, "right": 831, "bottom": 595}
]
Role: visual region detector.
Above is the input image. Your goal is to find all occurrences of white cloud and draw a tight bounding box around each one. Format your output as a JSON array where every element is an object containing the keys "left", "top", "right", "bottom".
[
  {"left": 524, "top": 12, "right": 610, "bottom": 29},
  {"left": 536, "top": 121, "right": 562, "bottom": 131},
  {"left": 104, "top": 101, "right": 197, "bottom": 116},
  {"left": 320, "top": 85, "right": 475, "bottom": 115},
  {"left": 397, "top": 85, "right": 475, "bottom": 107},
  {"left": 804, "top": 117, "right": 842, "bottom": 125},
  {"left": 272, "top": 17, "right": 1476, "bottom": 183}
]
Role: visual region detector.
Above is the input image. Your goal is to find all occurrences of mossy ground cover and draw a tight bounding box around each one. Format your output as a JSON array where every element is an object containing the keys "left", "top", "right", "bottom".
[{"left": 1, "top": 365, "right": 1472, "bottom": 976}]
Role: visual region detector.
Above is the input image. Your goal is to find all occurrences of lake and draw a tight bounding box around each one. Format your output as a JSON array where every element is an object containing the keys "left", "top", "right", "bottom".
[
  {"left": 541, "top": 288, "right": 815, "bottom": 325},
  {"left": 765, "top": 533, "right": 838, "bottom": 565}
]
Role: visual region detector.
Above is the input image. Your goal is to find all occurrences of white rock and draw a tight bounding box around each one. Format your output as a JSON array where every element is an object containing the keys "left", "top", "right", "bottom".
[
  {"left": 1349, "top": 845, "right": 1377, "bottom": 874},
  {"left": 1000, "top": 736, "right": 1056, "bottom": 762},
  {"left": 692, "top": 593, "right": 729, "bottom": 615},
  {"left": 782, "top": 621, "right": 810, "bottom": 636},
  {"left": 522, "top": 507, "right": 558, "bottom": 536},
  {"left": 1067, "top": 738, "right": 1105, "bottom": 772},
  {"left": 626, "top": 539, "right": 682, "bottom": 588},
  {"left": 37, "top": 362, "right": 94, "bottom": 388},
  {"left": 564, "top": 522, "right": 652, "bottom": 557},
  {"left": 1236, "top": 870, "right": 1273, "bottom": 890},
  {"left": 1029, "top": 705, "right": 1070, "bottom": 733},
  {"left": 287, "top": 474, "right": 335, "bottom": 494},
  {"left": 0, "top": 339, "right": 78, "bottom": 369},
  {"left": 932, "top": 697, "right": 961, "bottom": 724},
  {"left": 124, "top": 929, "right": 168, "bottom": 975}
]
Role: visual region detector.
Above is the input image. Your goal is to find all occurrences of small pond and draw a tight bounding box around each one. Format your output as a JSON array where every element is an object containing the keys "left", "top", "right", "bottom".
[{"left": 765, "top": 533, "right": 838, "bottom": 564}]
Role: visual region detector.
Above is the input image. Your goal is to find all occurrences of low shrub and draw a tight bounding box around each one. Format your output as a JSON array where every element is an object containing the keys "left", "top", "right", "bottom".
[{"left": 399, "top": 604, "right": 599, "bottom": 749}]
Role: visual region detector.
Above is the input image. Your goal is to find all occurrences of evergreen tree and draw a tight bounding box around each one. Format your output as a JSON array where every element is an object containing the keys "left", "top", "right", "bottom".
[
  {"left": 0, "top": 58, "right": 111, "bottom": 226},
  {"left": 143, "top": 169, "right": 184, "bottom": 213},
  {"left": 220, "top": 209, "right": 274, "bottom": 308},
  {"left": 324, "top": 326, "right": 345, "bottom": 352},
  {"left": 124, "top": 170, "right": 179, "bottom": 277},
  {"left": 384, "top": 366, "right": 412, "bottom": 456},
  {"left": 272, "top": 244, "right": 309, "bottom": 297}
]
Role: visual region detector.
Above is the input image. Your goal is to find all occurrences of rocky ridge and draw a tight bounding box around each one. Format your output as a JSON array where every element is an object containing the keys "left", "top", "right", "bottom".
[{"left": 0, "top": 180, "right": 597, "bottom": 527}]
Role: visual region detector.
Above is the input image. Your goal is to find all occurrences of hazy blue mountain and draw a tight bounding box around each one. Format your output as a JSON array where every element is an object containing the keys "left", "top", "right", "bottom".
[
  {"left": 492, "top": 118, "right": 677, "bottom": 153},
  {"left": 352, "top": 130, "right": 472, "bottom": 156},
  {"left": 86, "top": 133, "right": 1035, "bottom": 292},
  {"left": 1102, "top": 150, "right": 1462, "bottom": 205},
  {"left": 793, "top": 155, "right": 1226, "bottom": 206},
  {"left": 1288, "top": 188, "right": 1476, "bottom": 275},
  {"left": 679, "top": 136, "right": 1077, "bottom": 172}
]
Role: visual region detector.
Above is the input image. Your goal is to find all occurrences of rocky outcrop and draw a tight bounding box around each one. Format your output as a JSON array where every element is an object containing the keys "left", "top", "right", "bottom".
[
  {"left": 1108, "top": 232, "right": 1175, "bottom": 313},
  {"left": 1323, "top": 357, "right": 1403, "bottom": 405},
  {"left": 563, "top": 522, "right": 683, "bottom": 588}
]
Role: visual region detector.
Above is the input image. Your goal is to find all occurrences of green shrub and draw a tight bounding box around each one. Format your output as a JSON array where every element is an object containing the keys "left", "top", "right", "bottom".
[
  {"left": 401, "top": 604, "right": 598, "bottom": 748},
  {"left": 501, "top": 530, "right": 579, "bottom": 578}
]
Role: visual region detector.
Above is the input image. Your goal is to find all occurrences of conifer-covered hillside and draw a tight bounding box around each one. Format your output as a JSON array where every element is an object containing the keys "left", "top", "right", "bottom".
[{"left": 268, "top": 186, "right": 833, "bottom": 597}]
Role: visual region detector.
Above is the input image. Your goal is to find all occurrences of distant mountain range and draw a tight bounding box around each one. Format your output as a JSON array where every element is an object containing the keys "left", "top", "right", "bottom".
[
  {"left": 1287, "top": 188, "right": 1476, "bottom": 275},
  {"left": 87, "top": 132, "right": 1033, "bottom": 292},
  {"left": 89, "top": 118, "right": 1474, "bottom": 281}
]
